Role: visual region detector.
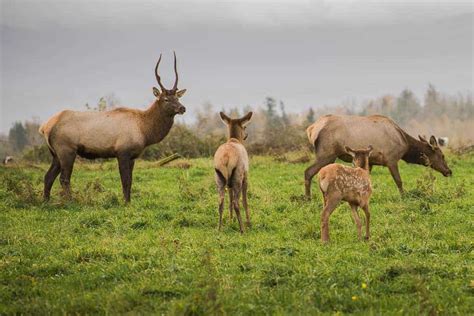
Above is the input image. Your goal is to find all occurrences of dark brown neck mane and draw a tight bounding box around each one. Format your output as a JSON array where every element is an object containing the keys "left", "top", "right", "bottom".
[
  {"left": 401, "top": 132, "right": 430, "bottom": 166},
  {"left": 143, "top": 100, "right": 175, "bottom": 146},
  {"left": 228, "top": 125, "right": 244, "bottom": 143},
  {"left": 355, "top": 158, "right": 370, "bottom": 171}
]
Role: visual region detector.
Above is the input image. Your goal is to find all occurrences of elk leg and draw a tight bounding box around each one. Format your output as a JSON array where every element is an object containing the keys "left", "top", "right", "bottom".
[
  {"left": 228, "top": 189, "right": 233, "bottom": 220},
  {"left": 320, "top": 195, "right": 340, "bottom": 243},
  {"left": 215, "top": 170, "right": 228, "bottom": 231},
  {"left": 362, "top": 204, "right": 370, "bottom": 240},
  {"left": 218, "top": 188, "right": 225, "bottom": 232},
  {"left": 232, "top": 185, "right": 244, "bottom": 234},
  {"left": 305, "top": 156, "right": 336, "bottom": 200},
  {"left": 387, "top": 163, "right": 404, "bottom": 195},
  {"left": 350, "top": 204, "right": 362, "bottom": 241},
  {"left": 44, "top": 156, "right": 61, "bottom": 201},
  {"left": 118, "top": 155, "right": 133, "bottom": 202},
  {"left": 242, "top": 176, "right": 251, "bottom": 228},
  {"left": 129, "top": 158, "right": 135, "bottom": 198},
  {"left": 58, "top": 152, "right": 76, "bottom": 199},
  {"left": 322, "top": 192, "right": 328, "bottom": 208}
]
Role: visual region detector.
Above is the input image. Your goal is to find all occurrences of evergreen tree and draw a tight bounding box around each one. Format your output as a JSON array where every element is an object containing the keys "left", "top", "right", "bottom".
[
  {"left": 306, "top": 108, "right": 315, "bottom": 124},
  {"left": 424, "top": 83, "right": 445, "bottom": 116},
  {"left": 394, "top": 89, "right": 421, "bottom": 125},
  {"left": 8, "top": 122, "right": 28, "bottom": 152},
  {"left": 280, "top": 101, "right": 289, "bottom": 126},
  {"left": 265, "top": 97, "right": 277, "bottom": 121}
]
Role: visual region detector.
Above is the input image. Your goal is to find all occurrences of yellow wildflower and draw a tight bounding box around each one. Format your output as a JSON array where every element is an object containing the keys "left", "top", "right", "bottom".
[
  {"left": 361, "top": 282, "right": 367, "bottom": 289},
  {"left": 352, "top": 296, "right": 358, "bottom": 301}
]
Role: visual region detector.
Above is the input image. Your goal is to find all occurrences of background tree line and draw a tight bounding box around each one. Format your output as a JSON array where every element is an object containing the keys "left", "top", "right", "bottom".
[{"left": 1, "top": 85, "right": 473, "bottom": 162}]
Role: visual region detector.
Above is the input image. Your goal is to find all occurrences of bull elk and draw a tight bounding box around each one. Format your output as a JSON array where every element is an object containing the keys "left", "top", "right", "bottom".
[
  {"left": 214, "top": 111, "right": 253, "bottom": 233},
  {"left": 305, "top": 114, "right": 452, "bottom": 198},
  {"left": 39, "top": 53, "right": 187, "bottom": 202},
  {"left": 318, "top": 146, "right": 373, "bottom": 243}
]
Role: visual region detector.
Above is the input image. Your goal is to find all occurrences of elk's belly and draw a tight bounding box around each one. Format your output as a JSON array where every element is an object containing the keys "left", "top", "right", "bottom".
[
  {"left": 338, "top": 152, "right": 387, "bottom": 166},
  {"left": 342, "top": 191, "right": 370, "bottom": 206},
  {"left": 77, "top": 144, "right": 117, "bottom": 159}
]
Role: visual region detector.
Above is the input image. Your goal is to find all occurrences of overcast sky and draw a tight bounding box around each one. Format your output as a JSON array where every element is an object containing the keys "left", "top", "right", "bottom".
[{"left": 1, "top": 0, "right": 473, "bottom": 133}]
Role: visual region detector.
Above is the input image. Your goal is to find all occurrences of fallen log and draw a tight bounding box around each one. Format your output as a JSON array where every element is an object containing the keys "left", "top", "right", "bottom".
[{"left": 156, "top": 153, "right": 182, "bottom": 166}]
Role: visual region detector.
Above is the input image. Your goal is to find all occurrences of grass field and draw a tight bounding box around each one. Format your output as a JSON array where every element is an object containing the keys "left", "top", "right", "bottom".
[{"left": 1, "top": 153, "right": 473, "bottom": 314}]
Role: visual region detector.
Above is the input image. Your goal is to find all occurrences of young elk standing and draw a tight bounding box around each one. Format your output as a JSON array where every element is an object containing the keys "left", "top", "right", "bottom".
[
  {"left": 318, "top": 146, "right": 373, "bottom": 243},
  {"left": 214, "top": 112, "right": 253, "bottom": 233},
  {"left": 39, "top": 53, "right": 187, "bottom": 202}
]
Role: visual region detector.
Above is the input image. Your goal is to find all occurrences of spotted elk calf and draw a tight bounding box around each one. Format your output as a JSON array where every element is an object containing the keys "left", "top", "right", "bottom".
[{"left": 318, "top": 146, "right": 373, "bottom": 243}]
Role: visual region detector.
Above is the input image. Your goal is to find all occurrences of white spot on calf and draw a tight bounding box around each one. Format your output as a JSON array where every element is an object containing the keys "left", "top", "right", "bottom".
[{"left": 320, "top": 178, "right": 329, "bottom": 193}]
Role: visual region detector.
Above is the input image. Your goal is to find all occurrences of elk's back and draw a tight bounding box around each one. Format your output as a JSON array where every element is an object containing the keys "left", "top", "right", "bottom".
[
  {"left": 213, "top": 139, "right": 249, "bottom": 180},
  {"left": 40, "top": 109, "right": 145, "bottom": 157},
  {"left": 307, "top": 114, "right": 408, "bottom": 164}
]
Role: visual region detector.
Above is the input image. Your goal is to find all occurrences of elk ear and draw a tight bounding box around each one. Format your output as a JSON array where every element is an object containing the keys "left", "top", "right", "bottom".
[
  {"left": 418, "top": 135, "right": 428, "bottom": 143},
  {"left": 239, "top": 112, "right": 253, "bottom": 126},
  {"left": 176, "top": 89, "right": 187, "bottom": 98},
  {"left": 219, "top": 112, "right": 231, "bottom": 124},
  {"left": 153, "top": 87, "right": 161, "bottom": 98},
  {"left": 429, "top": 135, "right": 439, "bottom": 148},
  {"left": 345, "top": 146, "right": 356, "bottom": 157},
  {"left": 367, "top": 145, "right": 373, "bottom": 156}
]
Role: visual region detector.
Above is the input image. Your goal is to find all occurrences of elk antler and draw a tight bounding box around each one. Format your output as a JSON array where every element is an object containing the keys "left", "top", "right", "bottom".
[
  {"left": 172, "top": 51, "right": 178, "bottom": 91},
  {"left": 155, "top": 54, "right": 166, "bottom": 91}
]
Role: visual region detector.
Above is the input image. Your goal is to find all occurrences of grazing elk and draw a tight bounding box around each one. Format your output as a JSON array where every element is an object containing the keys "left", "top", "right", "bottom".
[
  {"left": 318, "top": 146, "right": 373, "bottom": 243},
  {"left": 39, "top": 53, "right": 187, "bottom": 202},
  {"left": 305, "top": 114, "right": 452, "bottom": 199},
  {"left": 214, "top": 111, "right": 253, "bottom": 233}
]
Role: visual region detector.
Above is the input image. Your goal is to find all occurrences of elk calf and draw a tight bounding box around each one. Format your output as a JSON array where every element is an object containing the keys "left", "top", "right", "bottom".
[
  {"left": 318, "top": 146, "right": 373, "bottom": 243},
  {"left": 214, "top": 112, "right": 253, "bottom": 233}
]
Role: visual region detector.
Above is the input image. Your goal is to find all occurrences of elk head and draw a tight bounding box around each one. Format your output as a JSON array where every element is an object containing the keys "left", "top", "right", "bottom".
[
  {"left": 219, "top": 112, "right": 253, "bottom": 143},
  {"left": 345, "top": 145, "right": 373, "bottom": 170},
  {"left": 152, "top": 52, "right": 187, "bottom": 116},
  {"left": 418, "top": 135, "right": 452, "bottom": 177}
]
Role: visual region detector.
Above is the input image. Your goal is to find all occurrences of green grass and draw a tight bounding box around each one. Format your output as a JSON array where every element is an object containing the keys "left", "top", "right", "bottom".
[{"left": 1, "top": 154, "right": 473, "bottom": 314}]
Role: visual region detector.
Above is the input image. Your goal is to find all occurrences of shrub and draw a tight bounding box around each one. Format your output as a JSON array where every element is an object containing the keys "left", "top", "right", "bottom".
[
  {"left": 142, "top": 124, "right": 226, "bottom": 159},
  {"left": 22, "top": 144, "right": 51, "bottom": 163}
]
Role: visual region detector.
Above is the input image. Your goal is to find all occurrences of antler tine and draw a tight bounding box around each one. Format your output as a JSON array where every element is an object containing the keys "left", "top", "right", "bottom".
[
  {"left": 172, "top": 51, "right": 178, "bottom": 91},
  {"left": 155, "top": 54, "right": 166, "bottom": 91}
]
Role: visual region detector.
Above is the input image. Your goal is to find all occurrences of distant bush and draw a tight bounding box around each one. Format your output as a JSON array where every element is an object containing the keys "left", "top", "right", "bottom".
[
  {"left": 142, "top": 124, "right": 226, "bottom": 159},
  {"left": 22, "top": 145, "right": 51, "bottom": 163}
]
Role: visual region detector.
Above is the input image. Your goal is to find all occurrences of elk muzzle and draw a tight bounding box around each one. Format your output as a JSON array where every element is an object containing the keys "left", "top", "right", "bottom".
[
  {"left": 176, "top": 105, "right": 186, "bottom": 114},
  {"left": 443, "top": 168, "right": 453, "bottom": 177}
]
